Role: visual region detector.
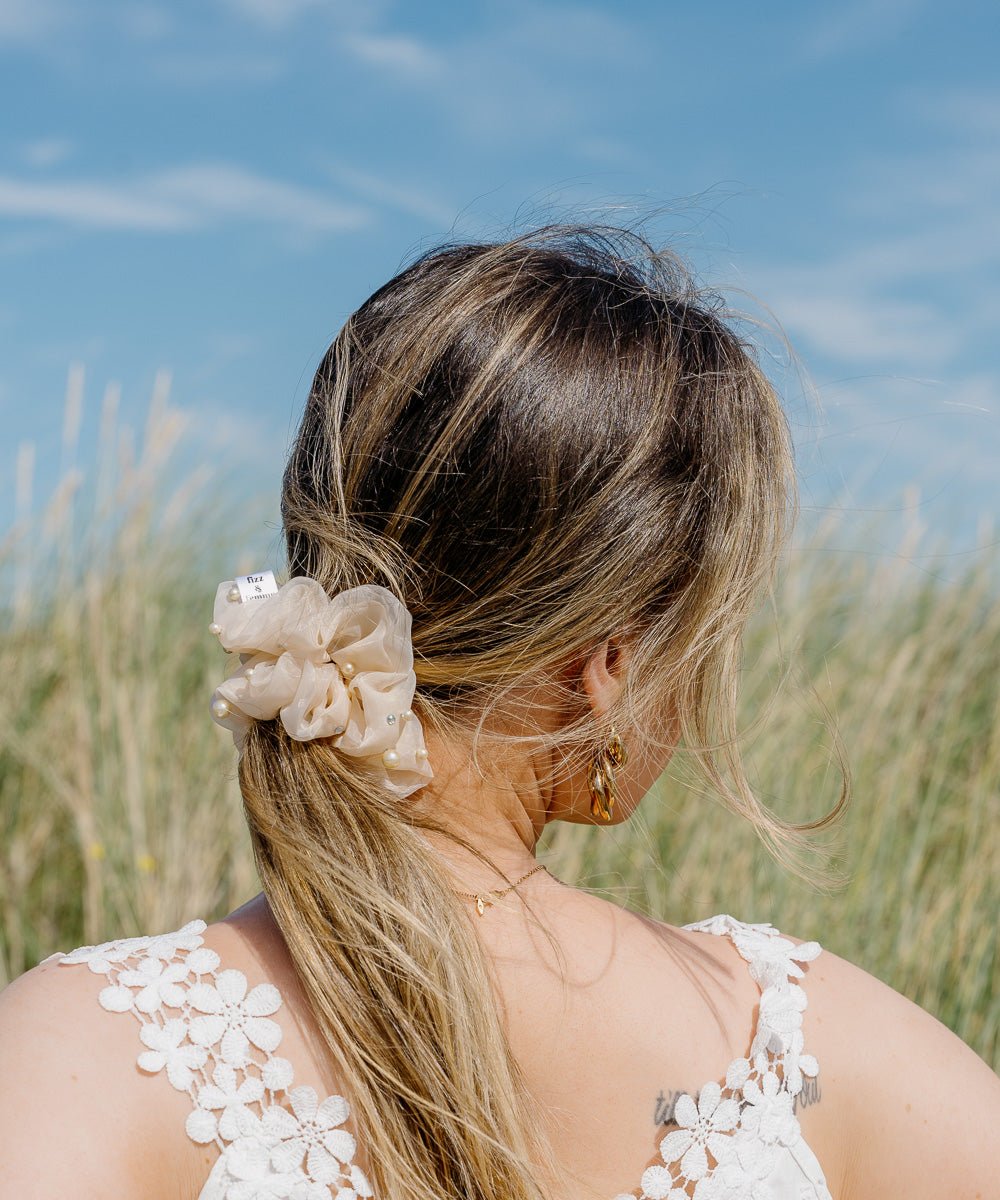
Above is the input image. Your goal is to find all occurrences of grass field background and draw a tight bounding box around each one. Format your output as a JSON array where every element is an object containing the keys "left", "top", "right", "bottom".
[{"left": 2, "top": 373, "right": 997, "bottom": 1071}]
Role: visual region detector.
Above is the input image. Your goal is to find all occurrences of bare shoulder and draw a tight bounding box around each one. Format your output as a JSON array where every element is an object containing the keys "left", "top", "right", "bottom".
[
  {"left": 656, "top": 916, "right": 1000, "bottom": 1199},
  {"left": 0, "top": 951, "right": 182, "bottom": 1198},
  {"left": 770, "top": 931, "right": 1000, "bottom": 1200},
  {"left": 801, "top": 936, "right": 993, "bottom": 1099},
  {"left": 0, "top": 914, "right": 268, "bottom": 1200}
]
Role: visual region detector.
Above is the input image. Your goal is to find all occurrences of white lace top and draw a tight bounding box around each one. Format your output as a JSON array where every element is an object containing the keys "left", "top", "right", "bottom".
[{"left": 42, "top": 911, "right": 833, "bottom": 1200}]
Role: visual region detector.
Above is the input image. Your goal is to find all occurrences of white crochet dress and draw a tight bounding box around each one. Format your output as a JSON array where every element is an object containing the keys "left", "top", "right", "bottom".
[{"left": 44, "top": 912, "right": 833, "bottom": 1200}]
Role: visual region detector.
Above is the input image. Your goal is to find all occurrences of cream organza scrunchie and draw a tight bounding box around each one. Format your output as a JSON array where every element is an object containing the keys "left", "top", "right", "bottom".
[{"left": 208, "top": 573, "right": 433, "bottom": 800}]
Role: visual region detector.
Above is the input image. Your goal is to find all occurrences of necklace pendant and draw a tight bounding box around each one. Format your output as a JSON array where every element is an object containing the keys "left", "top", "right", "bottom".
[{"left": 476, "top": 896, "right": 487, "bottom": 916}]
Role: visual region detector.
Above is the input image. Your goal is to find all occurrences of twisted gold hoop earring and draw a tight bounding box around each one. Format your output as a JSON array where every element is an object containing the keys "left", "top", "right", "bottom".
[{"left": 587, "top": 726, "right": 628, "bottom": 822}]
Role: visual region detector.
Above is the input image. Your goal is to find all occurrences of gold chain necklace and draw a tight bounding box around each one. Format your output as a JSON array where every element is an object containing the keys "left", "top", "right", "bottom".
[{"left": 452, "top": 863, "right": 548, "bottom": 916}]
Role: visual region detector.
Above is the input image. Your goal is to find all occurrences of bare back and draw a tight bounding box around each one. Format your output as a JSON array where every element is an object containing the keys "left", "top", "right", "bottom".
[{"left": 26, "top": 886, "right": 844, "bottom": 1200}]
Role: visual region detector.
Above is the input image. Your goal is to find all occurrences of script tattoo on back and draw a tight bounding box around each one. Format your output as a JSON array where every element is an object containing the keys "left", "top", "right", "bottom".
[
  {"left": 653, "top": 1077, "right": 822, "bottom": 1126},
  {"left": 653, "top": 1089, "right": 687, "bottom": 1128},
  {"left": 793, "top": 1076, "right": 822, "bottom": 1113}
]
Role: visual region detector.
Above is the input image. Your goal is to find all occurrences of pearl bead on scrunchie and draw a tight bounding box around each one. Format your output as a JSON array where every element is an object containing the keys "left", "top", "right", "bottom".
[{"left": 208, "top": 574, "right": 433, "bottom": 800}]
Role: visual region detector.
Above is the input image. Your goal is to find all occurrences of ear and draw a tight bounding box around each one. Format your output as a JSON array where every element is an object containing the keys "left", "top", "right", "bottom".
[{"left": 579, "top": 636, "right": 632, "bottom": 718}]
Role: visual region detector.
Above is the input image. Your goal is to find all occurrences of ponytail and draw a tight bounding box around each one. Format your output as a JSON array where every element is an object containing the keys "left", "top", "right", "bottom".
[{"left": 238, "top": 718, "right": 557, "bottom": 1200}]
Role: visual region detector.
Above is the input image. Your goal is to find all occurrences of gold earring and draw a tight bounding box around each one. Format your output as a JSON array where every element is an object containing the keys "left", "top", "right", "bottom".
[{"left": 587, "top": 726, "right": 628, "bottom": 822}]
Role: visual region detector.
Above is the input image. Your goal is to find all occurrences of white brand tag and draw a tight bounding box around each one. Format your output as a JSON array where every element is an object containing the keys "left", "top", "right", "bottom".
[{"left": 235, "top": 570, "right": 279, "bottom": 603}]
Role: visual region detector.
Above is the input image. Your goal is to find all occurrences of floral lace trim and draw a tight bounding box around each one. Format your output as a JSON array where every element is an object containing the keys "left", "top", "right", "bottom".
[
  {"left": 612, "top": 914, "right": 823, "bottom": 1200},
  {"left": 52, "top": 919, "right": 374, "bottom": 1200},
  {"left": 49, "top": 913, "right": 820, "bottom": 1200}
]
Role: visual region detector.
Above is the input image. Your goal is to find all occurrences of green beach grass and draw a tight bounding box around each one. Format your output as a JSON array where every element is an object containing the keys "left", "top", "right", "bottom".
[{"left": 2, "top": 370, "right": 997, "bottom": 1070}]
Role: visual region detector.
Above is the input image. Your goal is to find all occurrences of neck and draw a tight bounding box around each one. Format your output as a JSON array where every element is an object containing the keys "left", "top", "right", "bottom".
[{"left": 410, "top": 724, "right": 553, "bottom": 890}]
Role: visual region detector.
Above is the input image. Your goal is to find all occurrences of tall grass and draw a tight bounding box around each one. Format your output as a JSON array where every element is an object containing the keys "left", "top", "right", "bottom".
[{"left": 2, "top": 368, "right": 997, "bottom": 1070}]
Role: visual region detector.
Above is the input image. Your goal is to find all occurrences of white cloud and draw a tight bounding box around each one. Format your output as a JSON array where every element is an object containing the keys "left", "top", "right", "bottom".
[
  {"left": 789, "top": 370, "right": 998, "bottom": 574},
  {"left": 323, "top": 162, "right": 455, "bottom": 226},
  {"left": 218, "top": 0, "right": 317, "bottom": 25},
  {"left": 150, "top": 50, "right": 284, "bottom": 85},
  {"left": 756, "top": 278, "right": 961, "bottom": 369},
  {"left": 171, "top": 396, "right": 289, "bottom": 520},
  {"left": 901, "top": 87, "right": 1000, "bottom": 140},
  {"left": 19, "top": 138, "right": 74, "bottom": 168},
  {"left": 336, "top": 8, "right": 639, "bottom": 146},
  {"left": 186, "top": 333, "right": 259, "bottom": 385},
  {"left": 746, "top": 85, "right": 1000, "bottom": 375},
  {"left": 0, "top": 0, "right": 73, "bottom": 41},
  {"left": 0, "top": 176, "right": 190, "bottom": 230},
  {"left": 748, "top": 83, "right": 1000, "bottom": 550},
  {"left": 218, "top": 0, "right": 364, "bottom": 29},
  {"left": 799, "top": 0, "right": 927, "bottom": 60},
  {"left": 188, "top": 402, "right": 287, "bottom": 463},
  {"left": 23, "top": 333, "right": 109, "bottom": 373},
  {"left": 809, "top": 372, "right": 1000, "bottom": 498},
  {"left": 117, "top": 4, "right": 173, "bottom": 42},
  {"left": 149, "top": 163, "right": 369, "bottom": 231},
  {"left": 0, "top": 162, "right": 372, "bottom": 234},
  {"left": 341, "top": 32, "right": 443, "bottom": 79}
]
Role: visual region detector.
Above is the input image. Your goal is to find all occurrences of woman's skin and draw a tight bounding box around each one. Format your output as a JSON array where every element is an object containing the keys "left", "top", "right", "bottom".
[{"left": 1, "top": 637, "right": 998, "bottom": 1199}]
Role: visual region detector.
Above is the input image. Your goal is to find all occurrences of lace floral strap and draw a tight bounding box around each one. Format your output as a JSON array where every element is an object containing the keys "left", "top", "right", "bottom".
[
  {"left": 682, "top": 913, "right": 823, "bottom": 1098},
  {"left": 627, "top": 914, "right": 824, "bottom": 1200},
  {"left": 49, "top": 918, "right": 374, "bottom": 1200}
]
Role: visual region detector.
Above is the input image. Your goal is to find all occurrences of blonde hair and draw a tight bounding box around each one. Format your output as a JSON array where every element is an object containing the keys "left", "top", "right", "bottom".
[{"left": 234, "top": 223, "right": 847, "bottom": 1200}]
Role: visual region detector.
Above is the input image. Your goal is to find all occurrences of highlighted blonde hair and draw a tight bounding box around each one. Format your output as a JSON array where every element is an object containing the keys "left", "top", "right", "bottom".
[{"left": 235, "top": 224, "right": 847, "bottom": 1200}]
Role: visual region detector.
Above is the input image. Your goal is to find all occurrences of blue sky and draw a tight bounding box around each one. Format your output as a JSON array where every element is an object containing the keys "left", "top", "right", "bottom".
[{"left": 1, "top": 0, "right": 998, "bottom": 576}]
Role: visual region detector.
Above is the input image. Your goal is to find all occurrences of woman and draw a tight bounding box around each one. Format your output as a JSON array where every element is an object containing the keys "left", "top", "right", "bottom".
[{"left": 1, "top": 225, "right": 997, "bottom": 1200}]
